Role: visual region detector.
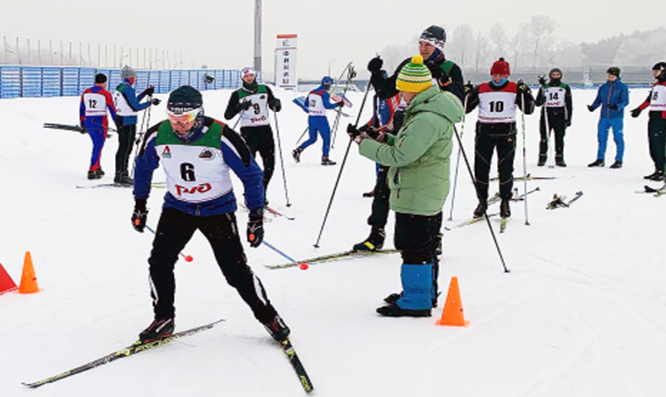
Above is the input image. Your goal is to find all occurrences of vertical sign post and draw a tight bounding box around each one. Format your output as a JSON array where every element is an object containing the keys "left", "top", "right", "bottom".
[{"left": 275, "top": 34, "right": 297, "bottom": 91}]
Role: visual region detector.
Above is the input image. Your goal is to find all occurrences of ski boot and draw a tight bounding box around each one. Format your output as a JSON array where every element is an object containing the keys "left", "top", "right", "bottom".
[
  {"left": 352, "top": 227, "right": 385, "bottom": 252},
  {"left": 587, "top": 159, "right": 604, "bottom": 167},
  {"left": 376, "top": 303, "right": 431, "bottom": 317},
  {"left": 609, "top": 160, "right": 623, "bottom": 169},
  {"left": 292, "top": 147, "right": 303, "bottom": 163},
  {"left": 139, "top": 317, "right": 175, "bottom": 343},
  {"left": 500, "top": 199, "right": 511, "bottom": 218},
  {"left": 473, "top": 201, "right": 487, "bottom": 218},
  {"left": 263, "top": 314, "right": 290, "bottom": 341},
  {"left": 114, "top": 171, "right": 133, "bottom": 187},
  {"left": 321, "top": 156, "right": 336, "bottom": 166}
]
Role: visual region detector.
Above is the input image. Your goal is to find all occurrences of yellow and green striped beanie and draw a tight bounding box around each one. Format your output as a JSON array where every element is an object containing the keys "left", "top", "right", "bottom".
[{"left": 396, "top": 55, "right": 433, "bottom": 93}]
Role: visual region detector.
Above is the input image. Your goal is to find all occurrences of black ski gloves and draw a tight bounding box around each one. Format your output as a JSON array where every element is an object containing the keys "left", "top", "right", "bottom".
[
  {"left": 79, "top": 123, "right": 87, "bottom": 134},
  {"left": 608, "top": 103, "right": 618, "bottom": 111},
  {"left": 516, "top": 80, "right": 530, "bottom": 93},
  {"left": 631, "top": 108, "right": 643, "bottom": 118},
  {"left": 269, "top": 98, "right": 282, "bottom": 112},
  {"left": 151, "top": 98, "right": 161, "bottom": 106},
  {"left": 141, "top": 85, "right": 155, "bottom": 97},
  {"left": 537, "top": 75, "right": 547, "bottom": 86},
  {"left": 347, "top": 123, "right": 361, "bottom": 139},
  {"left": 238, "top": 101, "right": 252, "bottom": 111},
  {"left": 587, "top": 105, "right": 595, "bottom": 112},
  {"left": 337, "top": 101, "right": 345, "bottom": 108},
  {"left": 368, "top": 57, "right": 383, "bottom": 73},
  {"left": 132, "top": 199, "right": 148, "bottom": 233},
  {"left": 247, "top": 208, "right": 264, "bottom": 248}
]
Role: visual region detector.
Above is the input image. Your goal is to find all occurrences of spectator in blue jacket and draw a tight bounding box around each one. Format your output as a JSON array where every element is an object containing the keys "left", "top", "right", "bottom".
[
  {"left": 113, "top": 65, "right": 161, "bottom": 186},
  {"left": 291, "top": 76, "right": 344, "bottom": 165},
  {"left": 587, "top": 66, "right": 629, "bottom": 169}
]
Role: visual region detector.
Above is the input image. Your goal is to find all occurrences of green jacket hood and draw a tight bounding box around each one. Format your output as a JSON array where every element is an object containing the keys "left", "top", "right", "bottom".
[{"left": 407, "top": 86, "right": 464, "bottom": 125}]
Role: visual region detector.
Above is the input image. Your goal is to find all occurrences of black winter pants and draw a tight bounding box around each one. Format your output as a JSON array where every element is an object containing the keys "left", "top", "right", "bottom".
[
  {"left": 367, "top": 165, "right": 390, "bottom": 228},
  {"left": 474, "top": 123, "right": 517, "bottom": 202},
  {"left": 539, "top": 109, "right": 567, "bottom": 161},
  {"left": 394, "top": 212, "right": 442, "bottom": 296},
  {"left": 241, "top": 125, "right": 275, "bottom": 195},
  {"left": 115, "top": 124, "right": 136, "bottom": 175},
  {"left": 647, "top": 114, "right": 666, "bottom": 172},
  {"left": 148, "top": 207, "right": 277, "bottom": 323}
]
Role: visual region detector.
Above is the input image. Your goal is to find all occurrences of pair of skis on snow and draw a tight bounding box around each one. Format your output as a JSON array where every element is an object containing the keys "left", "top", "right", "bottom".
[{"left": 22, "top": 319, "right": 314, "bottom": 393}]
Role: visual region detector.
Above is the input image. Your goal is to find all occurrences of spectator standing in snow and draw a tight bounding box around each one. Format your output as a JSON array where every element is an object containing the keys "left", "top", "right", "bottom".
[
  {"left": 224, "top": 67, "right": 282, "bottom": 203},
  {"left": 131, "top": 85, "right": 290, "bottom": 344},
  {"left": 348, "top": 55, "right": 464, "bottom": 317},
  {"left": 630, "top": 62, "right": 666, "bottom": 181},
  {"left": 463, "top": 58, "right": 535, "bottom": 220},
  {"left": 113, "top": 65, "right": 161, "bottom": 186},
  {"left": 586, "top": 66, "right": 629, "bottom": 169},
  {"left": 535, "top": 68, "right": 573, "bottom": 167},
  {"left": 79, "top": 73, "right": 117, "bottom": 180},
  {"left": 291, "top": 76, "right": 344, "bottom": 166}
]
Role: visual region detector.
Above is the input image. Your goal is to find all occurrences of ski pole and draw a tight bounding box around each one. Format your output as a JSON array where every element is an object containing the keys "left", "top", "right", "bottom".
[
  {"left": 520, "top": 110, "right": 530, "bottom": 226},
  {"left": 262, "top": 241, "right": 307, "bottom": 268},
  {"left": 131, "top": 97, "right": 152, "bottom": 178},
  {"left": 542, "top": 104, "right": 555, "bottom": 169},
  {"left": 295, "top": 126, "right": 309, "bottom": 146},
  {"left": 330, "top": 66, "right": 356, "bottom": 149},
  {"left": 452, "top": 124, "right": 510, "bottom": 273},
  {"left": 447, "top": 93, "right": 469, "bottom": 221},
  {"left": 272, "top": 111, "right": 291, "bottom": 207},
  {"left": 232, "top": 109, "right": 245, "bottom": 130},
  {"left": 313, "top": 79, "right": 372, "bottom": 248},
  {"left": 144, "top": 225, "right": 194, "bottom": 262}
]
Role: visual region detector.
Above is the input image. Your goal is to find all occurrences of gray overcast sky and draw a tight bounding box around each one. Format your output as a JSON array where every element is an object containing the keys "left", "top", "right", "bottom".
[{"left": 2, "top": 0, "right": 663, "bottom": 79}]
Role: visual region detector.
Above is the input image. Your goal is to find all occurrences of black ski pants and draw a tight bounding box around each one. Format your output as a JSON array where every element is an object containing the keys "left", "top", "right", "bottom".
[
  {"left": 474, "top": 122, "right": 517, "bottom": 202},
  {"left": 241, "top": 125, "right": 275, "bottom": 195},
  {"left": 539, "top": 108, "right": 567, "bottom": 161},
  {"left": 647, "top": 113, "right": 666, "bottom": 172},
  {"left": 148, "top": 207, "right": 277, "bottom": 323},
  {"left": 115, "top": 123, "right": 136, "bottom": 175},
  {"left": 367, "top": 165, "right": 390, "bottom": 228}
]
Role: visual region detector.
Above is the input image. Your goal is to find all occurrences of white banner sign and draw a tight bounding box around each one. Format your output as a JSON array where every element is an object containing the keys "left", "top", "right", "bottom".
[{"left": 275, "top": 34, "right": 298, "bottom": 91}]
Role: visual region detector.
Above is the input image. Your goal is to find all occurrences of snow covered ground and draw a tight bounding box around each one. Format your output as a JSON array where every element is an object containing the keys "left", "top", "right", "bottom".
[{"left": 1, "top": 85, "right": 665, "bottom": 397}]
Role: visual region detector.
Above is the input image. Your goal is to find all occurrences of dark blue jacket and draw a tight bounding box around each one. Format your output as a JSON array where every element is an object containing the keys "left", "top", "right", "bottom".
[
  {"left": 590, "top": 78, "right": 629, "bottom": 119},
  {"left": 115, "top": 80, "right": 151, "bottom": 126}
]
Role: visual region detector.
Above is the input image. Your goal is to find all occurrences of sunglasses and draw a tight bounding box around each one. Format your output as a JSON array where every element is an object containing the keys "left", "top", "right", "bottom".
[{"left": 166, "top": 107, "right": 200, "bottom": 124}]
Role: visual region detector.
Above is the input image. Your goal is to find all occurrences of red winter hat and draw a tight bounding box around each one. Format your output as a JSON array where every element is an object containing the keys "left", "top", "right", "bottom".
[{"left": 490, "top": 58, "right": 510, "bottom": 76}]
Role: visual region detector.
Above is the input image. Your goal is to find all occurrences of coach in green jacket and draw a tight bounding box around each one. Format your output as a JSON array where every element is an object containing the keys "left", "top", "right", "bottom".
[{"left": 349, "top": 55, "right": 464, "bottom": 317}]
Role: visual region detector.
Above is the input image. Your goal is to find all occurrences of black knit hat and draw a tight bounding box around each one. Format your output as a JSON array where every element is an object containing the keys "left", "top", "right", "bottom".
[
  {"left": 167, "top": 85, "right": 203, "bottom": 113},
  {"left": 549, "top": 68, "right": 563, "bottom": 76},
  {"left": 607, "top": 66, "right": 621, "bottom": 77},
  {"left": 419, "top": 25, "right": 446, "bottom": 52},
  {"left": 94, "top": 73, "right": 107, "bottom": 84}
]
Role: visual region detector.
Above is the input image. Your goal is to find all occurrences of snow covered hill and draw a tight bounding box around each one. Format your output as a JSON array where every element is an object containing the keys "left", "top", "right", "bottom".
[{"left": 1, "top": 86, "right": 665, "bottom": 397}]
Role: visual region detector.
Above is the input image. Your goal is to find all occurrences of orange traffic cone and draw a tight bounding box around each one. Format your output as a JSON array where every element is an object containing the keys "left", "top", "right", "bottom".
[
  {"left": 436, "top": 276, "right": 468, "bottom": 326},
  {"left": 0, "top": 262, "right": 18, "bottom": 295},
  {"left": 19, "top": 251, "right": 40, "bottom": 294}
]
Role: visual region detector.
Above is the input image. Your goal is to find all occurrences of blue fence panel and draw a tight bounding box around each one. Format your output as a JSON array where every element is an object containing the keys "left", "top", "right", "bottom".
[
  {"left": 147, "top": 71, "right": 160, "bottom": 93},
  {"left": 62, "top": 68, "right": 80, "bottom": 96},
  {"left": 158, "top": 71, "right": 170, "bottom": 93},
  {"left": 42, "top": 67, "right": 62, "bottom": 97},
  {"left": 22, "top": 67, "right": 42, "bottom": 97},
  {"left": 0, "top": 67, "right": 21, "bottom": 98},
  {"left": 79, "top": 68, "right": 96, "bottom": 94},
  {"left": 135, "top": 70, "right": 149, "bottom": 92}
]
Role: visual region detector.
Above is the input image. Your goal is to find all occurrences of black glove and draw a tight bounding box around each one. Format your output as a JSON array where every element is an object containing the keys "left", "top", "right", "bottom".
[
  {"left": 247, "top": 208, "right": 264, "bottom": 248},
  {"left": 131, "top": 199, "right": 148, "bottom": 233},
  {"left": 79, "top": 123, "right": 87, "bottom": 134},
  {"left": 587, "top": 105, "right": 594, "bottom": 112},
  {"left": 565, "top": 119, "right": 572, "bottom": 127},
  {"left": 269, "top": 98, "right": 282, "bottom": 112},
  {"left": 631, "top": 108, "right": 643, "bottom": 118},
  {"left": 367, "top": 57, "right": 383, "bottom": 73},
  {"left": 337, "top": 101, "right": 345, "bottom": 108},
  {"left": 516, "top": 80, "right": 530, "bottom": 93},
  {"left": 361, "top": 125, "right": 381, "bottom": 140},
  {"left": 141, "top": 85, "right": 155, "bottom": 97},
  {"left": 608, "top": 103, "right": 618, "bottom": 111},
  {"left": 238, "top": 101, "right": 252, "bottom": 111},
  {"left": 347, "top": 123, "right": 361, "bottom": 139},
  {"left": 463, "top": 82, "right": 474, "bottom": 94},
  {"left": 151, "top": 98, "right": 161, "bottom": 106},
  {"left": 537, "top": 75, "right": 547, "bottom": 86}
]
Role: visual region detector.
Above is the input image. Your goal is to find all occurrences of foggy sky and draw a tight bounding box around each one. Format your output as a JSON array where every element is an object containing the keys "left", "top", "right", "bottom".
[{"left": 1, "top": 0, "right": 662, "bottom": 79}]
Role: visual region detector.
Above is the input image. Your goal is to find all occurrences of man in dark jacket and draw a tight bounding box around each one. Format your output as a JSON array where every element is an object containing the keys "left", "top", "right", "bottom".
[{"left": 535, "top": 68, "right": 572, "bottom": 167}]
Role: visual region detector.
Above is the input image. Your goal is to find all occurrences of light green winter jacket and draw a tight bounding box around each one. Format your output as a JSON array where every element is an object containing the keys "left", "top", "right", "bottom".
[{"left": 359, "top": 85, "right": 464, "bottom": 216}]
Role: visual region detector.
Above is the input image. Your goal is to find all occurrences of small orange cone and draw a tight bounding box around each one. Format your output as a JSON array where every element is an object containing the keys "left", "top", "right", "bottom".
[
  {"left": 436, "top": 276, "right": 469, "bottom": 326},
  {"left": 0, "top": 263, "right": 18, "bottom": 295},
  {"left": 19, "top": 252, "right": 40, "bottom": 294}
]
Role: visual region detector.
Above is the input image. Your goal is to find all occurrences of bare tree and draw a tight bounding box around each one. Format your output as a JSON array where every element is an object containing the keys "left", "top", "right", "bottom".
[
  {"left": 447, "top": 24, "right": 476, "bottom": 69},
  {"left": 489, "top": 23, "right": 508, "bottom": 61},
  {"left": 523, "top": 15, "right": 559, "bottom": 68}
]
